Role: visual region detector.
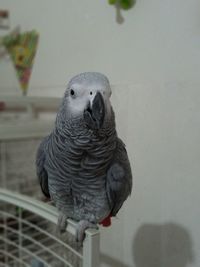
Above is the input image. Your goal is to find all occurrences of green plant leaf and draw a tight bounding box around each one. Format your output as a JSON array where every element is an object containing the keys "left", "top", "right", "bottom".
[
  {"left": 108, "top": 0, "right": 117, "bottom": 5},
  {"left": 120, "top": 0, "right": 134, "bottom": 10}
]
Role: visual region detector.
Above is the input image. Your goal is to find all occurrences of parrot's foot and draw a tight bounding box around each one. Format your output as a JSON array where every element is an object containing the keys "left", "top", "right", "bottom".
[
  {"left": 76, "top": 220, "right": 98, "bottom": 243},
  {"left": 57, "top": 213, "right": 68, "bottom": 233}
]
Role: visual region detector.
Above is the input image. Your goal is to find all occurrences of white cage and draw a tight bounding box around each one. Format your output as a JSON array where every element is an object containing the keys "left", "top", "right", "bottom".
[{"left": 0, "top": 96, "right": 100, "bottom": 267}]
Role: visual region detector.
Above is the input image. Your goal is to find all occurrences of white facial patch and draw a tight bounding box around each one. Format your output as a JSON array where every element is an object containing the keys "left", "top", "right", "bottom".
[{"left": 65, "top": 72, "right": 112, "bottom": 117}]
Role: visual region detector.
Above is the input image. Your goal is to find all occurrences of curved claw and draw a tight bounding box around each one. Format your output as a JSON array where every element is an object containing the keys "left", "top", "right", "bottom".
[
  {"left": 57, "top": 213, "right": 68, "bottom": 233},
  {"left": 76, "top": 220, "right": 98, "bottom": 243}
]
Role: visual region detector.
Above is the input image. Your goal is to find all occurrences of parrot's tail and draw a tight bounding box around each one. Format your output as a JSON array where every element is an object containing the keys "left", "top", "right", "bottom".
[{"left": 100, "top": 214, "right": 112, "bottom": 227}]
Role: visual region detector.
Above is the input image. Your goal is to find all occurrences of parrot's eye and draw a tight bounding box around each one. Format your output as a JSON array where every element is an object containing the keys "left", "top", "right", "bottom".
[
  {"left": 70, "top": 89, "right": 75, "bottom": 96},
  {"left": 90, "top": 91, "right": 93, "bottom": 95}
]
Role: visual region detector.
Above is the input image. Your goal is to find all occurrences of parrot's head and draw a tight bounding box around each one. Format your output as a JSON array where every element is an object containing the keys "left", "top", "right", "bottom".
[{"left": 64, "top": 72, "right": 112, "bottom": 129}]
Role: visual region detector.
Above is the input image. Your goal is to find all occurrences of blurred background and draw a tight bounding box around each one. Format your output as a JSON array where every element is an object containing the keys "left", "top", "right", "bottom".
[{"left": 0, "top": 0, "right": 200, "bottom": 266}]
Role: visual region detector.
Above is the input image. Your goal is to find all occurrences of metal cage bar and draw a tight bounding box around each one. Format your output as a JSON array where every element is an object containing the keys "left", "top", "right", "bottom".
[
  {"left": 0, "top": 96, "right": 100, "bottom": 266},
  {"left": 0, "top": 188, "right": 100, "bottom": 267}
]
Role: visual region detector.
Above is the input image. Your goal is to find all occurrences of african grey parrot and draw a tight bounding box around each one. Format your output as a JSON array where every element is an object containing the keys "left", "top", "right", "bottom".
[{"left": 36, "top": 72, "right": 132, "bottom": 242}]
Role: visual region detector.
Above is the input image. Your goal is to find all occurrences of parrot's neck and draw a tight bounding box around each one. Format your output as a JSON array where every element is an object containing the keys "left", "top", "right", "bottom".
[{"left": 55, "top": 107, "right": 116, "bottom": 140}]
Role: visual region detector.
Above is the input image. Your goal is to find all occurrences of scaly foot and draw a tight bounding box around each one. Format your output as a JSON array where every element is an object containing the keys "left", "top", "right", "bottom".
[
  {"left": 76, "top": 220, "right": 98, "bottom": 243},
  {"left": 57, "top": 213, "right": 68, "bottom": 233}
]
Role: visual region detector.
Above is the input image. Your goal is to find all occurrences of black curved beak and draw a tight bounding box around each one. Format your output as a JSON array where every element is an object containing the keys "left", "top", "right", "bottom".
[{"left": 84, "top": 92, "right": 105, "bottom": 129}]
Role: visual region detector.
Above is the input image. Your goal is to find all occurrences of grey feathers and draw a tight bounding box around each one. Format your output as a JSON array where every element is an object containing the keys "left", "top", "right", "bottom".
[
  {"left": 106, "top": 138, "right": 132, "bottom": 216},
  {"left": 36, "top": 136, "right": 50, "bottom": 198},
  {"left": 36, "top": 72, "right": 132, "bottom": 231}
]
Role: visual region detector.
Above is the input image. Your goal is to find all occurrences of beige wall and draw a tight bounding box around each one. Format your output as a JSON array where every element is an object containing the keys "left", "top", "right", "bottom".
[{"left": 0, "top": 1, "right": 200, "bottom": 266}]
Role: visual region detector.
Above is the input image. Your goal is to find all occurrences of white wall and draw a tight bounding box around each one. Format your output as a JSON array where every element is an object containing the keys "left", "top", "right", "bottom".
[
  {"left": 1, "top": 0, "right": 200, "bottom": 93},
  {"left": 0, "top": 1, "right": 200, "bottom": 266}
]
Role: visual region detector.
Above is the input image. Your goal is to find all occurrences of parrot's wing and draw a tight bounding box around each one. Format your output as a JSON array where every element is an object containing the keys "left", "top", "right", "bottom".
[
  {"left": 106, "top": 138, "right": 132, "bottom": 216},
  {"left": 36, "top": 136, "right": 50, "bottom": 198}
]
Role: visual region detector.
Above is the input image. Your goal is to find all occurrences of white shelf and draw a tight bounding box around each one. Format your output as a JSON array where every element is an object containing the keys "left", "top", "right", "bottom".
[
  {"left": 0, "top": 95, "right": 61, "bottom": 109},
  {"left": 0, "top": 96, "right": 60, "bottom": 140},
  {"left": 0, "top": 119, "right": 54, "bottom": 140}
]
